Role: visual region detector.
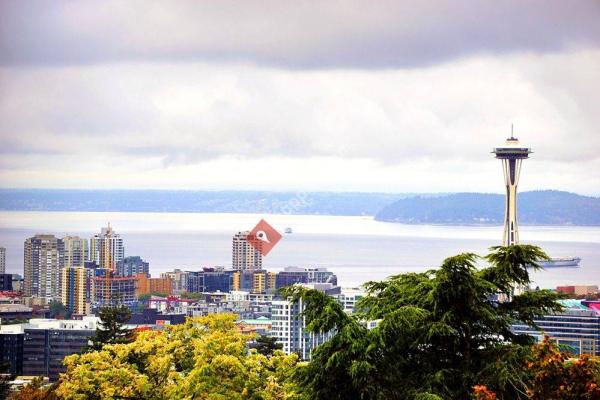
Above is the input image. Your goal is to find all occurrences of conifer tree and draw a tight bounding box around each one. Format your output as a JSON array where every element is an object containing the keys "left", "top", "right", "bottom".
[
  {"left": 285, "top": 245, "right": 562, "bottom": 400},
  {"left": 89, "top": 305, "right": 132, "bottom": 351}
]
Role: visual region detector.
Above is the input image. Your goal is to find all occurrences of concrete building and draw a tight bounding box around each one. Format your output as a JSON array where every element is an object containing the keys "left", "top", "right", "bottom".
[
  {"left": 90, "top": 224, "right": 124, "bottom": 271},
  {"left": 160, "top": 269, "right": 189, "bottom": 294},
  {"left": 275, "top": 267, "right": 337, "bottom": 289},
  {"left": 232, "top": 231, "right": 262, "bottom": 270},
  {"left": 24, "top": 235, "right": 64, "bottom": 302},
  {"left": 334, "top": 287, "right": 365, "bottom": 314},
  {"left": 512, "top": 299, "right": 600, "bottom": 356},
  {"left": 556, "top": 285, "right": 599, "bottom": 296},
  {"left": 62, "top": 235, "right": 88, "bottom": 268},
  {"left": 136, "top": 274, "right": 173, "bottom": 297},
  {"left": 117, "top": 256, "right": 149, "bottom": 277},
  {"left": 187, "top": 268, "right": 234, "bottom": 293},
  {"left": 61, "top": 267, "right": 93, "bottom": 315},
  {"left": 0, "top": 304, "right": 33, "bottom": 323},
  {"left": 233, "top": 269, "right": 276, "bottom": 293},
  {"left": 22, "top": 318, "right": 98, "bottom": 381},
  {"left": 0, "top": 246, "right": 5, "bottom": 274},
  {"left": 92, "top": 272, "right": 138, "bottom": 306}
]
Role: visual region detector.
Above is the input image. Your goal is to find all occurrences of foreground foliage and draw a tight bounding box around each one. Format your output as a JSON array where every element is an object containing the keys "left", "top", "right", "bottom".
[
  {"left": 55, "top": 314, "right": 302, "bottom": 400},
  {"left": 526, "top": 335, "right": 600, "bottom": 399},
  {"left": 285, "top": 245, "right": 563, "bottom": 400}
]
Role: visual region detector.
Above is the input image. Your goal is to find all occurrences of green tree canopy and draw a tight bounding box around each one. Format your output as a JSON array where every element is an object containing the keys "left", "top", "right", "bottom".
[
  {"left": 255, "top": 334, "right": 284, "bottom": 357},
  {"left": 88, "top": 305, "right": 133, "bottom": 351},
  {"left": 285, "top": 244, "right": 562, "bottom": 400}
]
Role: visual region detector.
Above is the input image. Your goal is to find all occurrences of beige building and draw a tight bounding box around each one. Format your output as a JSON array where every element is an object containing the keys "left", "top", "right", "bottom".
[
  {"left": 63, "top": 236, "right": 88, "bottom": 268},
  {"left": 24, "top": 235, "right": 64, "bottom": 302},
  {"left": 232, "top": 231, "right": 262, "bottom": 270}
]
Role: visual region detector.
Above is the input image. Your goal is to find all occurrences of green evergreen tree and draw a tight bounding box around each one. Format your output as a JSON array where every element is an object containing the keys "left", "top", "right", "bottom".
[
  {"left": 89, "top": 305, "right": 133, "bottom": 351},
  {"left": 285, "top": 245, "right": 562, "bottom": 400},
  {"left": 255, "top": 334, "right": 283, "bottom": 356}
]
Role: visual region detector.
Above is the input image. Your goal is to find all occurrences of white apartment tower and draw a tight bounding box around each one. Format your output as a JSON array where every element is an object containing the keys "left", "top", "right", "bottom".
[
  {"left": 271, "top": 297, "right": 332, "bottom": 360},
  {"left": 90, "top": 224, "right": 124, "bottom": 271},
  {"left": 232, "top": 231, "right": 262, "bottom": 271}
]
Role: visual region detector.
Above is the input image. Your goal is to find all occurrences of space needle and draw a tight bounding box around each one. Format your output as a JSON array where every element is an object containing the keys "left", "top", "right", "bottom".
[{"left": 493, "top": 129, "right": 532, "bottom": 246}]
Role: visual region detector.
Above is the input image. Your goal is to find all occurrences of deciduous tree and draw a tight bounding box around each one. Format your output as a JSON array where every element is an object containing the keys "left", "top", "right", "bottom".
[{"left": 56, "top": 314, "right": 303, "bottom": 400}]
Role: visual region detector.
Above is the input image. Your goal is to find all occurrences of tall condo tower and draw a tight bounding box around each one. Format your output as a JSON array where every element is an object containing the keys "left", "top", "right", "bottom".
[
  {"left": 493, "top": 133, "right": 532, "bottom": 245},
  {"left": 232, "top": 231, "right": 263, "bottom": 271}
]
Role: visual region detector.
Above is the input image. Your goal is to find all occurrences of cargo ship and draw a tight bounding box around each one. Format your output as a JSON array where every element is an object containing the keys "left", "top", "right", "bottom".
[{"left": 537, "top": 257, "right": 581, "bottom": 268}]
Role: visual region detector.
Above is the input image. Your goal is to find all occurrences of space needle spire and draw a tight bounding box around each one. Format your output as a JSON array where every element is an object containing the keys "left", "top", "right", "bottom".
[{"left": 492, "top": 128, "right": 532, "bottom": 246}]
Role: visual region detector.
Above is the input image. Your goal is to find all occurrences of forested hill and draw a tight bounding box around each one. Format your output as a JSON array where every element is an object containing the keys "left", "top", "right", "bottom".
[
  {"left": 375, "top": 190, "right": 600, "bottom": 226},
  {"left": 0, "top": 189, "right": 407, "bottom": 216}
]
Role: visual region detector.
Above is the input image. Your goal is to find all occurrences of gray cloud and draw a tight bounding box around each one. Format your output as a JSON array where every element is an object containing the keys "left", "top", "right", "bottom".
[
  {"left": 1, "top": 51, "right": 599, "bottom": 169},
  {"left": 1, "top": 1, "right": 599, "bottom": 69}
]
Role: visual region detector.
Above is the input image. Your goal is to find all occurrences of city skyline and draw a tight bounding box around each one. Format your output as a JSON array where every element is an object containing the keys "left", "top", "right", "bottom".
[{"left": 0, "top": 2, "right": 599, "bottom": 195}]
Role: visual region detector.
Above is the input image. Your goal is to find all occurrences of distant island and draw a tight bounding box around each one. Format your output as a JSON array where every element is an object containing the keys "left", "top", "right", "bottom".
[
  {"left": 0, "top": 189, "right": 598, "bottom": 226},
  {"left": 375, "top": 190, "right": 600, "bottom": 226}
]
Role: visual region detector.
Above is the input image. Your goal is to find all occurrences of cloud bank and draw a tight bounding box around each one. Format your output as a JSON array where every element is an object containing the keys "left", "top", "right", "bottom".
[{"left": 0, "top": 1, "right": 599, "bottom": 194}]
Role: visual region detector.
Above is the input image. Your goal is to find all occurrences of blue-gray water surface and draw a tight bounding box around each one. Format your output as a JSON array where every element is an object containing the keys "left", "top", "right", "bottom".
[{"left": 1, "top": 211, "right": 598, "bottom": 289}]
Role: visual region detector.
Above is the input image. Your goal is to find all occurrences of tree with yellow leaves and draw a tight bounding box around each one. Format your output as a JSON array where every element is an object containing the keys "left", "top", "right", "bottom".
[{"left": 56, "top": 314, "right": 303, "bottom": 400}]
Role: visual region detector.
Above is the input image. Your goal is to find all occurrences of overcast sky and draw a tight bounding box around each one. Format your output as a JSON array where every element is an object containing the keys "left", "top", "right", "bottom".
[{"left": 1, "top": 1, "right": 599, "bottom": 194}]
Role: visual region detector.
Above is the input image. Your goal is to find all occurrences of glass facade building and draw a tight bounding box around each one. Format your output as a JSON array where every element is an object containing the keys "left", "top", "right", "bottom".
[{"left": 512, "top": 300, "right": 600, "bottom": 356}]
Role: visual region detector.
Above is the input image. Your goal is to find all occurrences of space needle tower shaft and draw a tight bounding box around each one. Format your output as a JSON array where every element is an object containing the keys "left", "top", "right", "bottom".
[{"left": 492, "top": 131, "right": 532, "bottom": 246}]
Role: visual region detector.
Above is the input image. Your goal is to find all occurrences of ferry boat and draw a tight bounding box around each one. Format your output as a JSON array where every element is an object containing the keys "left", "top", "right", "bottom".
[{"left": 538, "top": 257, "right": 581, "bottom": 268}]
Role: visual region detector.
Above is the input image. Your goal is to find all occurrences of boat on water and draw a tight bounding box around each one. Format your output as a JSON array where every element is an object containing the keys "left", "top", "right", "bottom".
[
  {"left": 537, "top": 257, "right": 581, "bottom": 268},
  {"left": 284, "top": 227, "right": 293, "bottom": 234}
]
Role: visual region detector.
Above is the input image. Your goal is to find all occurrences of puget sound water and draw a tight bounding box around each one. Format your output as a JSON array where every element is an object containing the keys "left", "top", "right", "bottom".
[{"left": 1, "top": 211, "right": 599, "bottom": 289}]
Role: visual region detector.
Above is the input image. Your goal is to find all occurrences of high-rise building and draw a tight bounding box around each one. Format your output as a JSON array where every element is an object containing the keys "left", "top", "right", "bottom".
[
  {"left": 271, "top": 296, "right": 333, "bottom": 360},
  {"left": 232, "top": 231, "right": 262, "bottom": 270},
  {"left": 61, "top": 267, "right": 93, "bottom": 315},
  {"left": 24, "top": 235, "right": 64, "bottom": 302},
  {"left": 90, "top": 224, "right": 124, "bottom": 271},
  {"left": 116, "top": 256, "right": 149, "bottom": 277},
  {"left": 271, "top": 285, "right": 360, "bottom": 360},
  {"left": 0, "top": 246, "right": 6, "bottom": 274},
  {"left": 62, "top": 236, "right": 88, "bottom": 268},
  {"left": 492, "top": 134, "right": 531, "bottom": 246}
]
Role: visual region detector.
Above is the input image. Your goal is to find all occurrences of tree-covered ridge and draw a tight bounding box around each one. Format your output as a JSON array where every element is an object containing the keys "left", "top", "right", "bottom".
[
  {"left": 375, "top": 190, "right": 600, "bottom": 225},
  {"left": 283, "top": 245, "right": 565, "bottom": 400}
]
